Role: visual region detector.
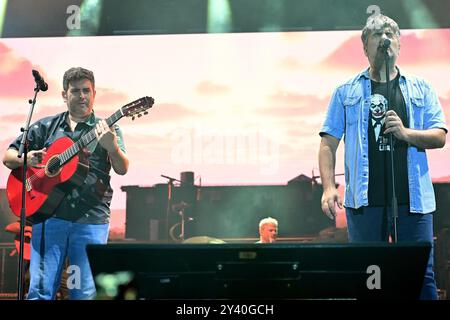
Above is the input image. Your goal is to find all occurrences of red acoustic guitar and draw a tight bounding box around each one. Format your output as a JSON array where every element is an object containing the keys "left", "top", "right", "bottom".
[{"left": 6, "top": 96, "right": 154, "bottom": 223}]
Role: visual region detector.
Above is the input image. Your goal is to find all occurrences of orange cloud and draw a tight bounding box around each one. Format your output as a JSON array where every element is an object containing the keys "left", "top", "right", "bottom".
[
  {"left": 124, "top": 133, "right": 169, "bottom": 150},
  {"left": 321, "top": 35, "right": 367, "bottom": 70},
  {"left": 93, "top": 88, "right": 130, "bottom": 108},
  {"left": 0, "top": 138, "right": 13, "bottom": 151},
  {"left": 196, "top": 81, "right": 230, "bottom": 95},
  {"left": 265, "top": 90, "right": 330, "bottom": 115},
  {"left": 0, "top": 113, "right": 26, "bottom": 123},
  {"left": 322, "top": 29, "right": 450, "bottom": 69},
  {"left": 116, "top": 133, "right": 173, "bottom": 165},
  {"left": 0, "top": 42, "right": 59, "bottom": 97},
  {"left": 142, "top": 103, "right": 198, "bottom": 122},
  {"left": 433, "top": 176, "right": 450, "bottom": 183},
  {"left": 0, "top": 42, "right": 35, "bottom": 96},
  {"left": 286, "top": 120, "right": 321, "bottom": 138},
  {"left": 0, "top": 105, "right": 65, "bottom": 126},
  {"left": 281, "top": 33, "right": 308, "bottom": 42},
  {"left": 33, "top": 105, "right": 66, "bottom": 119},
  {"left": 397, "top": 30, "right": 450, "bottom": 66},
  {"left": 279, "top": 57, "right": 301, "bottom": 71}
]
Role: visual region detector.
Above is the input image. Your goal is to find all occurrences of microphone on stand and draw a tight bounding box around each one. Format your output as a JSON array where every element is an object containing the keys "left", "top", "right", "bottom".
[
  {"left": 380, "top": 38, "right": 391, "bottom": 50},
  {"left": 32, "top": 70, "right": 48, "bottom": 92}
]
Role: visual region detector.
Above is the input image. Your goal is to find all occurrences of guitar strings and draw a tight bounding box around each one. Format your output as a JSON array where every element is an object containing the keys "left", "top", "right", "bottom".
[
  {"left": 23, "top": 108, "right": 128, "bottom": 186},
  {"left": 25, "top": 130, "right": 96, "bottom": 185}
]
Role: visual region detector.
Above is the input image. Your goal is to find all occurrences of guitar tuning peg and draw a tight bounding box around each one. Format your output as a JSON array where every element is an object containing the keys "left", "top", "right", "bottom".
[
  {"left": 144, "top": 111, "right": 148, "bottom": 115},
  {"left": 138, "top": 114, "right": 142, "bottom": 118},
  {"left": 132, "top": 116, "right": 135, "bottom": 121}
]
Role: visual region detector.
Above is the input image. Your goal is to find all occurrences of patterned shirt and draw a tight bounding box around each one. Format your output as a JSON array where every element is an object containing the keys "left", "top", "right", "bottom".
[{"left": 9, "top": 111, "right": 126, "bottom": 223}]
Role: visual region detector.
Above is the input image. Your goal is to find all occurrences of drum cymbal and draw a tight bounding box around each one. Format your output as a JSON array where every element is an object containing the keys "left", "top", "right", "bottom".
[{"left": 183, "top": 236, "right": 226, "bottom": 244}]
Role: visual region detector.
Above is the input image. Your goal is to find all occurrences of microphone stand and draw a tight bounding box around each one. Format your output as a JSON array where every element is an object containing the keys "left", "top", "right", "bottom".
[
  {"left": 168, "top": 204, "right": 189, "bottom": 242},
  {"left": 16, "top": 84, "right": 42, "bottom": 300},
  {"left": 384, "top": 49, "right": 398, "bottom": 243},
  {"left": 161, "top": 175, "right": 181, "bottom": 242}
]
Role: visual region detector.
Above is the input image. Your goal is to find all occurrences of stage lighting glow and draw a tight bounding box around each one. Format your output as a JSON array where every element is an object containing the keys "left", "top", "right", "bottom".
[
  {"left": 67, "top": 0, "right": 103, "bottom": 36},
  {"left": 207, "top": 0, "right": 232, "bottom": 33},
  {"left": 0, "top": 0, "right": 8, "bottom": 37}
]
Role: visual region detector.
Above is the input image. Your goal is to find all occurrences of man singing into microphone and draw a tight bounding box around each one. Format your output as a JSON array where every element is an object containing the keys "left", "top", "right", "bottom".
[{"left": 318, "top": 14, "right": 447, "bottom": 299}]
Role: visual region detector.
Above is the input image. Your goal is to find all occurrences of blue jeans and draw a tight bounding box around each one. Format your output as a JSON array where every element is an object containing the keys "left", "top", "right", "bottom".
[
  {"left": 27, "top": 217, "right": 109, "bottom": 300},
  {"left": 346, "top": 205, "right": 438, "bottom": 300}
]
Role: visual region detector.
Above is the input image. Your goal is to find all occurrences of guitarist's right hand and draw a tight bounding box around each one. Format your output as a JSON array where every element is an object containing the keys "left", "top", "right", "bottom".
[
  {"left": 27, "top": 148, "right": 47, "bottom": 168},
  {"left": 3, "top": 148, "right": 47, "bottom": 170},
  {"left": 3, "top": 147, "right": 46, "bottom": 170}
]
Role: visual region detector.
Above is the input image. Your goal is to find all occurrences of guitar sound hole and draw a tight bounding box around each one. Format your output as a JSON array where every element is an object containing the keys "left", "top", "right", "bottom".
[{"left": 47, "top": 158, "right": 61, "bottom": 175}]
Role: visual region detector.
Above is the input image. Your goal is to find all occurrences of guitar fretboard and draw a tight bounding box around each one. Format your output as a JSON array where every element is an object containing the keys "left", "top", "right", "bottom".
[{"left": 58, "top": 109, "right": 123, "bottom": 166}]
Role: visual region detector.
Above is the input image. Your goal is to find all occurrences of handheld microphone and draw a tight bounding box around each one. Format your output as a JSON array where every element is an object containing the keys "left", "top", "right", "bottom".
[
  {"left": 381, "top": 38, "right": 391, "bottom": 50},
  {"left": 32, "top": 69, "right": 48, "bottom": 92}
]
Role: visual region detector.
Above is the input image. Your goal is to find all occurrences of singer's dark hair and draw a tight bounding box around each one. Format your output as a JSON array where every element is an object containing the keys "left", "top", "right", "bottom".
[
  {"left": 361, "top": 14, "right": 400, "bottom": 46},
  {"left": 63, "top": 67, "right": 95, "bottom": 91}
]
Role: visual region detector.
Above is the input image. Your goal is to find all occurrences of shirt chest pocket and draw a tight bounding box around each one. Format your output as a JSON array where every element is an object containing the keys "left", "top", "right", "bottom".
[
  {"left": 344, "top": 96, "right": 361, "bottom": 126},
  {"left": 410, "top": 96, "right": 425, "bottom": 129}
]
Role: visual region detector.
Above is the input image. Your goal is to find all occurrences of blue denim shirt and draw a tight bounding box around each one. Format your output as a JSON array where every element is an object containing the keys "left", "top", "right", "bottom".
[{"left": 320, "top": 68, "right": 447, "bottom": 213}]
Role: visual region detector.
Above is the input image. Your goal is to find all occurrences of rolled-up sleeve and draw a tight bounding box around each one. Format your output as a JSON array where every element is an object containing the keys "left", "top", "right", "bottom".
[
  {"left": 423, "top": 83, "right": 448, "bottom": 133},
  {"left": 113, "top": 124, "right": 126, "bottom": 153}
]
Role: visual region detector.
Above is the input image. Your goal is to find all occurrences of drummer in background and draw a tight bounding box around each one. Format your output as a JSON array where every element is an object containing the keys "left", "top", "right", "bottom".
[{"left": 256, "top": 217, "right": 278, "bottom": 243}]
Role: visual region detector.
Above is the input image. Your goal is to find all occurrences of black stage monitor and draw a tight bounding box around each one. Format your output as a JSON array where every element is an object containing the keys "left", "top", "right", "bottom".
[{"left": 87, "top": 242, "right": 430, "bottom": 300}]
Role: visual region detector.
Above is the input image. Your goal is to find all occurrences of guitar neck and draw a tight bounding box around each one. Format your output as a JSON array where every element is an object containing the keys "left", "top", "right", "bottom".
[{"left": 59, "top": 109, "right": 124, "bottom": 165}]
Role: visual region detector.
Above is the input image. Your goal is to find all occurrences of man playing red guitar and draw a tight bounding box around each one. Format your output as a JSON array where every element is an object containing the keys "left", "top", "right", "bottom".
[{"left": 2, "top": 67, "right": 129, "bottom": 299}]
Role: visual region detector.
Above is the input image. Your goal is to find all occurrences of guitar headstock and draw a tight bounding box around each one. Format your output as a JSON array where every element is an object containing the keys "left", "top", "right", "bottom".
[{"left": 121, "top": 96, "right": 155, "bottom": 120}]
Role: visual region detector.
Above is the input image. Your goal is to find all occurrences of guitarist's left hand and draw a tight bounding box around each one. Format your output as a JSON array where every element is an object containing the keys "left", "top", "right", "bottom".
[
  {"left": 95, "top": 120, "right": 119, "bottom": 154},
  {"left": 95, "top": 119, "right": 129, "bottom": 175}
]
